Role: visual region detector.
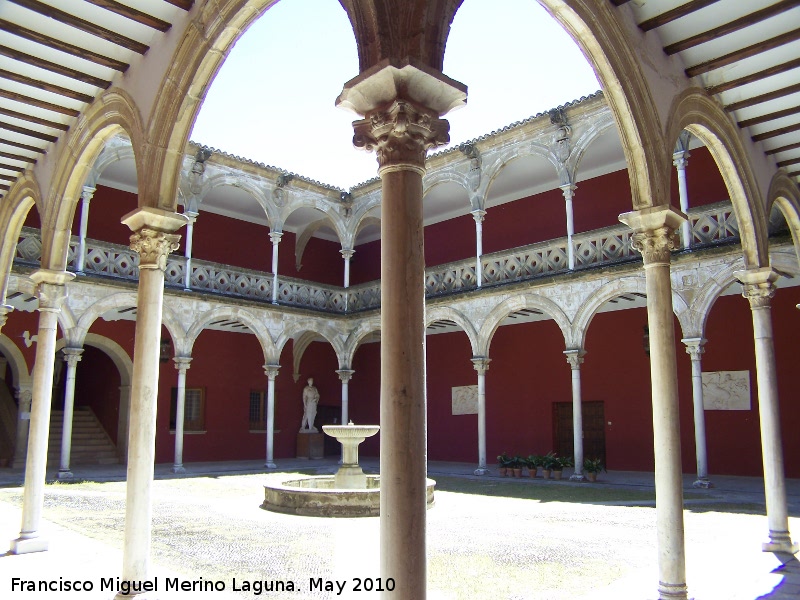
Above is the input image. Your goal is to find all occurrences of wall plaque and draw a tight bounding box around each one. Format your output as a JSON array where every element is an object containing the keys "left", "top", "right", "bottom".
[
  {"left": 702, "top": 370, "right": 750, "bottom": 411},
  {"left": 452, "top": 385, "right": 478, "bottom": 415}
]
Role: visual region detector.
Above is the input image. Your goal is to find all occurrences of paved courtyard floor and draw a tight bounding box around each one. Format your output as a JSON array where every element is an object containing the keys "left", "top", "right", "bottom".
[{"left": 0, "top": 459, "right": 798, "bottom": 599}]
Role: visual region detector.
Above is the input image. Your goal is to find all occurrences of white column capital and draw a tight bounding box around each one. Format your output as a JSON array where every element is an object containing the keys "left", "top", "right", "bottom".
[
  {"left": 269, "top": 231, "right": 284, "bottom": 246},
  {"left": 619, "top": 206, "right": 686, "bottom": 267},
  {"left": 672, "top": 150, "right": 690, "bottom": 170},
  {"left": 129, "top": 229, "right": 181, "bottom": 271},
  {"left": 559, "top": 183, "right": 577, "bottom": 200},
  {"left": 564, "top": 348, "right": 586, "bottom": 370},
  {"left": 30, "top": 271, "right": 74, "bottom": 312},
  {"left": 471, "top": 209, "right": 486, "bottom": 223},
  {"left": 681, "top": 337, "right": 706, "bottom": 360},
  {"left": 735, "top": 267, "right": 778, "bottom": 309},
  {"left": 264, "top": 364, "right": 281, "bottom": 380},
  {"left": 336, "top": 369, "right": 355, "bottom": 383},
  {"left": 173, "top": 356, "right": 192, "bottom": 372},
  {"left": 340, "top": 248, "right": 355, "bottom": 260},
  {"left": 81, "top": 186, "right": 96, "bottom": 202},
  {"left": 62, "top": 347, "right": 84, "bottom": 366},
  {"left": 0, "top": 304, "right": 12, "bottom": 328},
  {"left": 471, "top": 356, "right": 491, "bottom": 374}
]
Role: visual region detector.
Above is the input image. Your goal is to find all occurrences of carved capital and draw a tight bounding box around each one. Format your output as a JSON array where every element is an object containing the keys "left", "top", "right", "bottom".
[
  {"left": 735, "top": 268, "right": 778, "bottom": 310},
  {"left": 630, "top": 226, "right": 677, "bottom": 266},
  {"left": 17, "top": 387, "right": 32, "bottom": 412},
  {"left": 353, "top": 99, "right": 450, "bottom": 173},
  {"left": 36, "top": 282, "right": 70, "bottom": 312},
  {"left": 81, "top": 186, "right": 96, "bottom": 204},
  {"left": 264, "top": 364, "right": 281, "bottom": 381},
  {"left": 681, "top": 337, "right": 706, "bottom": 361},
  {"left": 672, "top": 152, "right": 689, "bottom": 171},
  {"left": 336, "top": 368, "right": 355, "bottom": 383},
  {"left": 0, "top": 304, "right": 12, "bottom": 328},
  {"left": 269, "top": 231, "right": 284, "bottom": 246},
  {"left": 173, "top": 356, "right": 192, "bottom": 372},
  {"left": 471, "top": 209, "right": 486, "bottom": 224},
  {"left": 340, "top": 248, "right": 355, "bottom": 261},
  {"left": 129, "top": 229, "right": 181, "bottom": 271},
  {"left": 619, "top": 206, "right": 686, "bottom": 267},
  {"left": 471, "top": 357, "right": 491, "bottom": 375},
  {"left": 560, "top": 184, "right": 577, "bottom": 202},
  {"left": 564, "top": 349, "right": 586, "bottom": 370},
  {"left": 62, "top": 347, "right": 84, "bottom": 368}
]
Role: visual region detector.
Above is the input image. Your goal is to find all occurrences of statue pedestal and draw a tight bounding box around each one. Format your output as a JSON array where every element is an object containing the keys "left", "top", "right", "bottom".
[{"left": 296, "top": 432, "right": 324, "bottom": 459}]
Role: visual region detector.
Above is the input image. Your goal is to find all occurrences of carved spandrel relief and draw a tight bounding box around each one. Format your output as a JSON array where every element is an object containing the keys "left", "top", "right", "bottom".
[
  {"left": 452, "top": 385, "right": 478, "bottom": 415},
  {"left": 702, "top": 370, "right": 751, "bottom": 410}
]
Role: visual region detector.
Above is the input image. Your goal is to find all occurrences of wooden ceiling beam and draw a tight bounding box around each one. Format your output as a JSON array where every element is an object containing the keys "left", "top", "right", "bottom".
[
  {"left": 788, "top": 170, "right": 800, "bottom": 177},
  {"left": 0, "top": 150, "right": 37, "bottom": 164},
  {"left": 7, "top": 0, "right": 149, "bottom": 54},
  {"left": 0, "top": 69, "right": 94, "bottom": 104},
  {"left": 0, "top": 121, "right": 58, "bottom": 143},
  {"left": 705, "top": 57, "right": 800, "bottom": 95},
  {"left": 0, "top": 137, "right": 46, "bottom": 153},
  {"left": 777, "top": 157, "right": 800, "bottom": 167},
  {"left": 163, "top": 0, "right": 194, "bottom": 9},
  {"left": 665, "top": 0, "right": 800, "bottom": 55},
  {"left": 0, "top": 184, "right": 10, "bottom": 191},
  {"left": 738, "top": 106, "right": 800, "bottom": 128},
  {"left": 687, "top": 28, "right": 800, "bottom": 78},
  {"left": 0, "top": 107, "right": 69, "bottom": 131},
  {"left": 752, "top": 121, "right": 800, "bottom": 142},
  {"left": 0, "top": 45, "right": 111, "bottom": 89},
  {"left": 0, "top": 163, "right": 25, "bottom": 172},
  {"left": 0, "top": 173, "right": 17, "bottom": 181},
  {"left": 0, "top": 89, "right": 79, "bottom": 118},
  {"left": 725, "top": 83, "right": 800, "bottom": 112},
  {"left": 639, "top": 0, "right": 720, "bottom": 32},
  {"left": 765, "top": 141, "right": 800, "bottom": 155},
  {"left": 0, "top": 19, "right": 128, "bottom": 72},
  {"left": 84, "top": 0, "right": 171, "bottom": 32}
]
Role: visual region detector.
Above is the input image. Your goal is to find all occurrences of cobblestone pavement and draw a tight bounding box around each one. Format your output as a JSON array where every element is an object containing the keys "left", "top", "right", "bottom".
[{"left": 0, "top": 461, "right": 798, "bottom": 599}]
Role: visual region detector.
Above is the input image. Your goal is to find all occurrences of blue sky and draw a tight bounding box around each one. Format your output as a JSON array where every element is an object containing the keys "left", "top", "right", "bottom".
[{"left": 191, "top": 0, "right": 600, "bottom": 189}]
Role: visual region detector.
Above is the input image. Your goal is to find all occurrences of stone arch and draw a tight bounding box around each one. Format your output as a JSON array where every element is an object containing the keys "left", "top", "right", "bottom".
[
  {"left": 343, "top": 316, "right": 381, "bottom": 367},
  {"left": 199, "top": 173, "right": 275, "bottom": 227},
  {"left": 85, "top": 136, "right": 137, "bottom": 187},
  {"left": 0, "top": 334, "right": 32, "bottom": 388},
  {"left": 42, "top": 89, "right": 147, "bottom": 272},
  {"left": 425, "top": 306, "right": 479, "bottom": 355},
  {"left": 279, "top": 198, "right": 347, "bottom": 244},
  {"left": 665, "top": 88, "right": 769, "bottom": 269},
  {"left": 0, "top": 173, "right": 42, "bottom": 302},
  {"left": 276, "top": 320, "right": 347, "bottom": 367},
  {"left": 478, "top": 294, "right": 572, "bottom": 356},
  {"left": 765, "top": 170, "right": 800, "bottom": 264},
  {"left": 479, "top": 143, "right": 559, "bottom": 202},
  {"left": 185, "top": 306, "right": 276, "bottom": 364},
  {"left": 568, "top": 110, "right": 616, "bottom": 180},
  {"left": 422, "top": 169, "right": 471, "bottom": 200}
]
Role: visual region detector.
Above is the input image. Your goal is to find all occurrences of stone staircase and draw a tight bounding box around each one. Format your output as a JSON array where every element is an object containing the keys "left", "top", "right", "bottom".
[{"left": 48, "top": 407, "right": 119, "bottom": 467}]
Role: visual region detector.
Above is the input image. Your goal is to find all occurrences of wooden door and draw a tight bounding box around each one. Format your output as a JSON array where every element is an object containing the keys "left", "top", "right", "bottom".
[{"left": 553, "top": 401, "right": 606, "bottom": 465}]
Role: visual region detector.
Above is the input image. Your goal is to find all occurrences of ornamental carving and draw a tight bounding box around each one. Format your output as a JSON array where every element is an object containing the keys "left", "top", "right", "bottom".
[
  {"left": 129, "top": 229, "right": 181, "bottom": 271},
  {"left": 353, "top": 100, "right": 450, "bottom": 171},
  {"left": 564, "top": 350, "right": 585, "bottom": 370},
  {"left": 630, "top": 226, "right": 676, "bottom": 265},
  {"left": 742, "top": 281, "right": 775, "bottom": 309},
  {"left": 37, "top": 282, "right": 69, "bottom": 312}
]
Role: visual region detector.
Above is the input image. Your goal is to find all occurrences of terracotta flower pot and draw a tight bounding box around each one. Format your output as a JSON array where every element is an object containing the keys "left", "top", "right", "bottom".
[
  {"left": 513, "top": 468, "right": 522, "bottom": 478},
  {"left": 553, "top": 470, "right": 563, "bottom": 480},
  {"left": 542, "top": 469, "right": 551, "bottom": 479},
  {"left": 499, "top": 467, "right": 508, "bottom": 477},
  {"left": 587, "top": 472, "right": 597, "bottom": 482}
]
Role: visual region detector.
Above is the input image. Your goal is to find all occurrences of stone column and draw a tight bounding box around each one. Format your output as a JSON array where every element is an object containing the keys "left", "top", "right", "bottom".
[
  {"left": 736, "top": 267, "right": 798, "bottom": 554},
  {"left": 76, "top": 186, "right": 95, "bottom": 274},
  {"left": 619, "top": 205, "right": 688, "bottom": 600},
  {"left": 682, "top": 337, "right": 712, "bottom": 488},
  {"left": 12, "top": 386, "right": 32, "bottom": 468},
  {"left": 338, "top": 62, "right": 465, "bottom": 600},
  {"left": 270, "top": 231, "right": 283, "bottom": 304},
  {"left": 673, "top": 152, "right": 691, "bottom": 249},
  {"left": 11, "top": 270, "right": 74, "bottom": 554},
  {"left": 561, "top": 184, "right": 577, "bottom": 269},
  {"left": 336, "top": 368, "right": 354, "bottom": 425},
  {"left": 182, "top": 212, "right": 198, "bottom": 291},
  {"left": 471, "top": 210, "right": 485, "bottom": 287},
  {"left": 0, "top": 303, "right": 12, "bottom": 335},
  {"left": 471, "top": 357, "right": 490, "bottom": 475},
  {"left": 117, "top": 208, "right": 185, "bottom": 595},
  {"left": 564, "top": 349, "right": 586, "bottom": 481},
  {"left": 172, "top": 357, "right": 192, "bottom": 474},
  {"left": 264, "top": 364, "right": 280, "bottom": 469},
  {"left": 57, "top": 347, "right": 83, "bottom": 480},
  {"left": 341, "top": 248, "right": 354, "bottom": 289}
]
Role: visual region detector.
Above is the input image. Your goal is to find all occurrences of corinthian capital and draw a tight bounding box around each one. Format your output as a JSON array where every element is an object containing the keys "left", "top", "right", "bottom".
[
  {"left": 735, "top": 267, "right": 778, "bottom": 309},
  {"left": 130, "top": 229, "right": 181, "bottom": 271},
  {"left": 353, "top": 99, "right": 450, "bottom": 172},
  {"left": 631, "top": 226, "right": 676, "bottom": 266},
  {"left": 619, "top": 206, "right": 686, "bottom": 267}
]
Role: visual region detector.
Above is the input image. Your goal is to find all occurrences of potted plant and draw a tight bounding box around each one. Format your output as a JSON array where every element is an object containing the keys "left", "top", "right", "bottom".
[
  {"left": 553, "top": 455, "right": 573, "bottom": 481},
  {"left": 541, "top": 451, "right": 558, "bottom": 479},
  {"left": 526, "top": 454, "right": 541, "bottom": 478},
  {"left": 511, "top": 455, "right": 525, "bottom": 478},
  {"left": 583, "top": 457, "right": 605, "bottom": 482},
  {"left": 497, "top": 452, "right": 513, "bottom": 476}
]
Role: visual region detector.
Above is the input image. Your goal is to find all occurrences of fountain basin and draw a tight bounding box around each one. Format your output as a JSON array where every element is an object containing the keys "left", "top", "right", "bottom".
[{"left": 261, "top": 475, "right": 436, "bottom": 517}]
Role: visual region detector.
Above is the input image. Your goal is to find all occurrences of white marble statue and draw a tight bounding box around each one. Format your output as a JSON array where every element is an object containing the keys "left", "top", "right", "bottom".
[{"left": 300, "top": 377, "right": 320, "bottom": 433}]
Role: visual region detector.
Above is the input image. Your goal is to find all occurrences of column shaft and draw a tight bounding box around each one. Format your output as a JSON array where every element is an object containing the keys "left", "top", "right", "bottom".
[
  {"left": 270, "top": 232, "right": 282, "bottom": 304},
  {"left": 13, "top": 387, "right": 32, "bottom": 469},
  {"left": 674, "top": 156, "right": 691, "bottom": 249},
  {"left": 683, "top": 339, "right": 711, "bottom": 487},
  {"left": 76, "top": 187, "right": 94, "bottom": 273},
  {"left": 172, "top": 358, "right": 191, "bottom": 474},
  {"left": 264, "top": 365, "right": 279, "bottom": 469},
  {"left": 565, "top": 350, "right": 586, "bottom": 481},
  {"left": 183, "top": 217, "right": 196, "bottom": 290},
  {"left": 562, "top": 186, "right": 576, "bottom": 269},
  {"left": 471, "top": 358, "right": 490, "bottom": 475},
  {"left": 473, "top": 212, "right": 484, "bottom": 288},
  {"left": 58, "top": 349, "right": 83, "bottom": 480}
]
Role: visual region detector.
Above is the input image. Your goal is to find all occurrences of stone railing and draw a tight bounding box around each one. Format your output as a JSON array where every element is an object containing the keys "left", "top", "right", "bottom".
[{"left": 13, "top": 201, "right": 739, "bottom": 312}]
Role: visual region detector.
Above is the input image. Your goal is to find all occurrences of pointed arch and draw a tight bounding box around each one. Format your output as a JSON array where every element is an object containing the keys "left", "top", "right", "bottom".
[
  {"left": 0, "top": 334, "right": 32, "bottom": 387},
  {"left": 343, "top": 316, "right": 381, "bottom": 367},
  {"left": 0, "top": 173, "right": 43, "bottom": 303},
  {"left": 766, "top": 171, "right": 800, "bottom": 265}
]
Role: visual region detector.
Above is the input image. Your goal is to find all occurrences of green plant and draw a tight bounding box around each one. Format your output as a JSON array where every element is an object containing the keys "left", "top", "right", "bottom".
[
  {"left": 511, "top": 456, "right": 525, "bottom": 469},
  {"left": 525, "top": 454, "right": 542, "bottom": 469},
  {"left": 542, "top": 451, "right": 559, "bottom": 470},
  {"left": 583, "top": 457, "right": 605, "bottom": 474},
  {"left": 557, "top": 456, "right": 574, "bottom": 469},
  {"left": 497, "top": 452, "right": 513, "bottom": 468}
]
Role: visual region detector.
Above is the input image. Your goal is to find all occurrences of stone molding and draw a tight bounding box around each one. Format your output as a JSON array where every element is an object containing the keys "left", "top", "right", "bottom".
[
  {"left": 336, "top": 369, "right": 355, "bottom": 383},
  {"left": 735, "top": 267, "right": 778, "bottom": 310},
  {"left": 263, "top": 364, "right": 281, "bottom": 380},
  {"left": 173, "top": 356, "right": 192, "bottom": 372},
  {"left": 619, "top": 206, "right": 687, "bottom": 267},
  {"left": 564, "top": 349, "right": 586, "bottom": 370},
  {"left": 682, "top": 337, "right": 706, "bottom": 361},
  {"left": 129, "top": 229, "right": 181, "bottom": 271},
  {"left": 471, "top": 357, "right": 491, "bottom": 374},
  {"left": 61, "top": 347, "right": 84, "bottom": 367}
]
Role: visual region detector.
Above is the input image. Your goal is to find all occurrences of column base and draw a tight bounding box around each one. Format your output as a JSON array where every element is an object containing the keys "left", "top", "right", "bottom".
[
  {"left": 11, "top": 534, "right": 48, "bottom": 554},
  {"left": 692, "top": 478, "right": 713, "bottom": 489},
  {"left": 569, "top": 473, "right": 586, "bottom": 482},
  {"left": 265, "top": 461, "right": 277, "bottom": 469},
  {"left": 57, "top": 469, "right": 73, "bottom": 480},
  {"left": 474, "top": 467, "right": 488, "bottom": 476},
  {"left": 762, "top": 531, "right": 799, "bottom": 554},
  {"left": 171, "top": 464, "right": 186, "bottom": 474},
  {"left": 658, "top": 580, "right": 688, "bottom": 599}
]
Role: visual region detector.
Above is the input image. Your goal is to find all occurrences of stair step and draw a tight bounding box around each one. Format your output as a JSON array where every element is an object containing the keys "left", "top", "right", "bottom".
[{"left": 45, "top": 407, "right": 118, "bottom": 467}]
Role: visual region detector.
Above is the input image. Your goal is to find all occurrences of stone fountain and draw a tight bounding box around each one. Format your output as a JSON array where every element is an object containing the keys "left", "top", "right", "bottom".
[{"left": 261, "top": 422, "right": 435, "bottom": 517}]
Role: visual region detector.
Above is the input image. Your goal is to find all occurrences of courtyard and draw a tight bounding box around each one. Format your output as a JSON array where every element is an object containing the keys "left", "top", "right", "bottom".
[{"left": 0, "top": 460, "right": 798, "bottom": 599}]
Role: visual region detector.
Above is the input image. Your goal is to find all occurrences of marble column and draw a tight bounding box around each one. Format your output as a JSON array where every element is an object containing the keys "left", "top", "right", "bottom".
[
  {"left": 682, "top": 337, "right": 712, "bottom": 488},
  {"left": 270, "top": 231, "right": 283, "bottom": 304},
  {"left": 57, "top": 347, "right": 84, "bottom": 480},
  {"left": 564, "top": 349, "right": 586, "bottom": 481},
  {"left": 172, "top": 357, "right": 192, "bottom": 474},
  {"left": 11, "top": 270, "right": 74, "bottom": 554},
  {"left": 117, "top": 208, "right": 185, "bottom": 596},
  {"left": 12, "top": 386, "right": 32, "bottom": 468},
  {"left": 736, "top": 267, "right": 798, "bottom": 554},
  {"left": 338, "top": 62, "right": 465, "bottom": 600},
  {"left": 182, "top": 212, "right": 198, "bottom": 291},
  {"left": 561, "top": 184, "right": 577, "bottom": 269},
  {"left": 472, "top": 210, "right": 485, "bottom": 287},
  {"left": 336, "top": 368, "right": 354, "bottom": 425},
  {"left": 673, "top": 152, "right": 691, "bottom": 250},
  {"left": 341, "top": 249, "right": 354, "bottom": 311},
  {"left": 264, "top": 364, "right": 280, "bottom": 469},
  {"left": 619, "top": 206, "right": 688, "bottom": 600},
  {"left": 471, "top": 357, "right": 490, "bottom": 475},
  {"left": 76, "top": 186, "right": 95, "bottom": 274}
]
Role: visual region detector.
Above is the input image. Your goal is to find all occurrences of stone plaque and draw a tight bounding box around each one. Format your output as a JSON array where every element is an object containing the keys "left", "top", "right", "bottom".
[
  {"left": 702, "top": 370, "right": 750, "bottom": 411},
  {"left": 452, "top": 385, "right": 478, "bottom": 415}
]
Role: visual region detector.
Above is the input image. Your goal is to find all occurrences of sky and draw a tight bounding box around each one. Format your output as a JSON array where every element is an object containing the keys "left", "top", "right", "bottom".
[{"left": 190, "top": 0, "right": 601, "bottom": 189}]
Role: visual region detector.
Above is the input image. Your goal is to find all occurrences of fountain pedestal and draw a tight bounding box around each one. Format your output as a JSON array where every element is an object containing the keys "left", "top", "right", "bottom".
[{"left": 323, "top": 423, "right": 380, "bottom": 489}]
